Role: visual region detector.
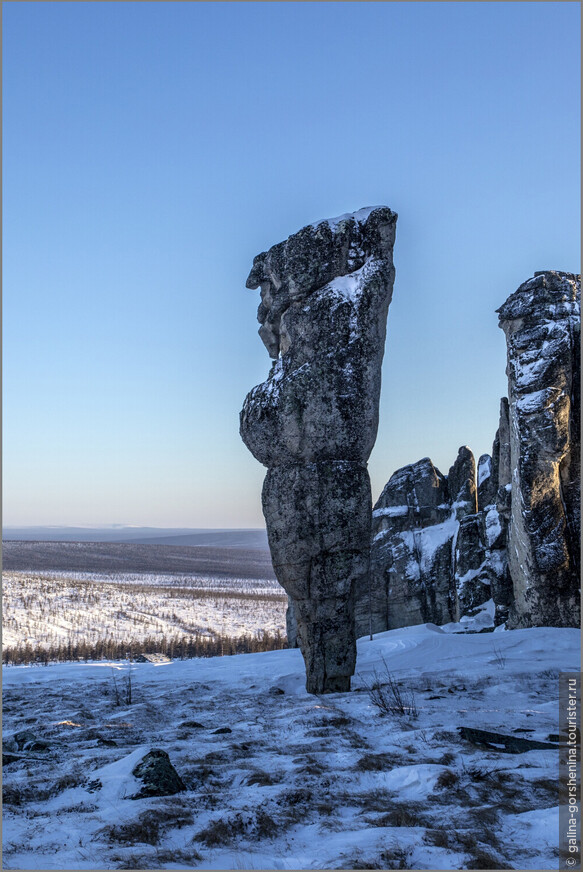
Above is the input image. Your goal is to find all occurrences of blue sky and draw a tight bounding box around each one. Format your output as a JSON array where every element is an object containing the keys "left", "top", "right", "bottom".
[{"left": 3, "top": 1, "right": 580, "bottom": 528}]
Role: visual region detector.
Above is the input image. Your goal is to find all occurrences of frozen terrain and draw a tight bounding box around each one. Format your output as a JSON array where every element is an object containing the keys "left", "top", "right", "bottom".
[
  {"left": 3, "top": 622, "right": 577, "bottom": 870},
  {"left": 2, "top": 570, "right": 287, "bottom": 654}
]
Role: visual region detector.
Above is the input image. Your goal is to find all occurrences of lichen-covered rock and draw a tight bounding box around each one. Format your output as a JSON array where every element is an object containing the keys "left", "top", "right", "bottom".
[
  {"left": 262, "top": 460, "right": 371, "bottom": 692},
  {"left": 495, "top": 397, "right": 512, "bottom": 497},
  {"left": 285, "top": 595, "right": 299, "bottom": 648},
  {"left": 241, "top": 206, "right": 397, "bottom": 693},
  {"left": 241, "top": 207, "right": 397, "bottom": 468},
  {"left": 497, "top": 270, "right": 580, "bottom": 628}
]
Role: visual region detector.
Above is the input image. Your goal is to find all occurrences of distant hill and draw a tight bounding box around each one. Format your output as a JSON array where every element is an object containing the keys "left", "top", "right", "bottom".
[
  {"left": 2, "top": 527, "right": 269, "bottom": 550},
  {"left": 125, "top": 530, "right": 270, "bottom": 549},
  {"left": 2, "top": 540, "right": 275, "bottom": 579}
]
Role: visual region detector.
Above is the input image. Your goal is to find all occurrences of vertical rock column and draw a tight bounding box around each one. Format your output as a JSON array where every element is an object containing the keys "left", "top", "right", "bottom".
[
  {"left": 477, "top": 398, "right": 514, "bottom": 625},
  {"left": 240, "top": 207, "right": 397, "bottom": 693},
  {"left": 497, "top": 271, "right": 580, "bottom": 628}
]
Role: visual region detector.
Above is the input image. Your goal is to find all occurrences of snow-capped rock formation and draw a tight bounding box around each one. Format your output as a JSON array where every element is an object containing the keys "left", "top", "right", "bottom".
[
  {"left": 498, "top": 270, "right": 580, "bottom": 628},
  {"left": 240, "top": 206, "right": 397, "bottom": 693}
]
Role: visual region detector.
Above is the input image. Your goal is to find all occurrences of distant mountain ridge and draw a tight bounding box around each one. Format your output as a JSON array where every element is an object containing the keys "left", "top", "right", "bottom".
[{"left": 3, "top": 540, "right": 276, "bottom": 579}]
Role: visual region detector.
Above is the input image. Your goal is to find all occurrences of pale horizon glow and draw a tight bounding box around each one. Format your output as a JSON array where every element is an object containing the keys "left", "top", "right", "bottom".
[{"left": 3, "top": 2, "right": 580, "bottom": 527}]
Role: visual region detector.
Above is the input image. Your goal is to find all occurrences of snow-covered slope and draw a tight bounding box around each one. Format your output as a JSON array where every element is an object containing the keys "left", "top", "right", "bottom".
[{"left": 3, "top": 624, "right": 578, "bottom": 870}]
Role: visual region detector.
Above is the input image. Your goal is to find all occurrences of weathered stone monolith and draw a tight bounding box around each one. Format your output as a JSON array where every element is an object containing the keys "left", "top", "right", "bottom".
[
  {"left": 240, "top": 206, "right": 397, "bottom": 693},
  {"left": 497, "top": 270, "right": 580, "bottom": 628}
]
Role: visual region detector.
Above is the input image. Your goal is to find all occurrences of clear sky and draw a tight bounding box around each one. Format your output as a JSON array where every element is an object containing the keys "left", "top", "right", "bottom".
[{"left": 3, "top": 1, "right": 580, "bottom": 528}]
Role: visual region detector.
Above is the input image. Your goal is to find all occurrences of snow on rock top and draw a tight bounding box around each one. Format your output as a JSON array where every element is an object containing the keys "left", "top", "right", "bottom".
[
  {"left": 310, "top": 205, "right": 385, "bottom": 230},
  {"left": 497, "top": 269, "right": 580, "bottom": 323}
]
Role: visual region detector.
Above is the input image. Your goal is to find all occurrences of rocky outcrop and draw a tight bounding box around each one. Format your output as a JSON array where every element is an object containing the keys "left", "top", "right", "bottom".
[
  {"left": 448, "top": 446, "right": 478, "bottom": 519},
  {"left": 364, "top": 269, "right": 579, "bottom": 636},
  {"left": 361, "top": 421, "right": 512, "bottom": 634},
  {"left": 498, "top": 270, "right": 580, "bottom": 628},
  {"left": 240, "top": 207, "right": 397, "bottom": 693},
  {"left": 364, "top": 448, "right": 480, "bottom": 632}
]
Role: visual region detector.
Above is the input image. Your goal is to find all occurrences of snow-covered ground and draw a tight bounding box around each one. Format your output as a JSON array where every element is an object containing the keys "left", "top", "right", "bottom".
[
  {"left": 3, "top": 622, "right": 578, "bottom": 870},
  {"left": 2, "top": 572, "right": 287, "bottom": 651}
]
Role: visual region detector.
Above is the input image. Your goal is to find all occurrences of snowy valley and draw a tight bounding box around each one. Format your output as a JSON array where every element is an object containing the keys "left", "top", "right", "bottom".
[{"left": 2, "top": 570, "right": 287, "bottom": 661}]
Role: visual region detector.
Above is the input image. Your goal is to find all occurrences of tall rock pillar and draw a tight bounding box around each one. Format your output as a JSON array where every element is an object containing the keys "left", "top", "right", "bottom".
[
  {"left": 240, "top": 207, "right": 397, "bottom": 693},
  {"left": 497, "top": 270, "right": 580, "bottom": 628}
]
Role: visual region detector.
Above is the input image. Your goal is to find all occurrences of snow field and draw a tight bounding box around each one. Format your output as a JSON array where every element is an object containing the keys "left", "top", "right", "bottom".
[{"left": 2, "top": 623, "right": 579, "bottom": 870}]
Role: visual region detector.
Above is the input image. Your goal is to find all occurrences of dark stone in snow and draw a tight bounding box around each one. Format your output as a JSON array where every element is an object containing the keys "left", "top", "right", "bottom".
[
  {"left": 4, "top": 730, "right": 50, "bottom": 755},
  {"left": 3, "top": 753, "right": 20, "bottom": 765},
  {"left": 130, "top": 749, "right": 186, "bottom": 799},
  {"left": 459, "top": 726, "right": 559, "bottom": 753},
  {"left": 96, "top": 735, "right": 117, "bottom": 747},
  {"left": 12, "top": 730, "right": 37, "bottom": 750},
  {"left": 212, "top": 727, "right": 232, "bottom": 734}
]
